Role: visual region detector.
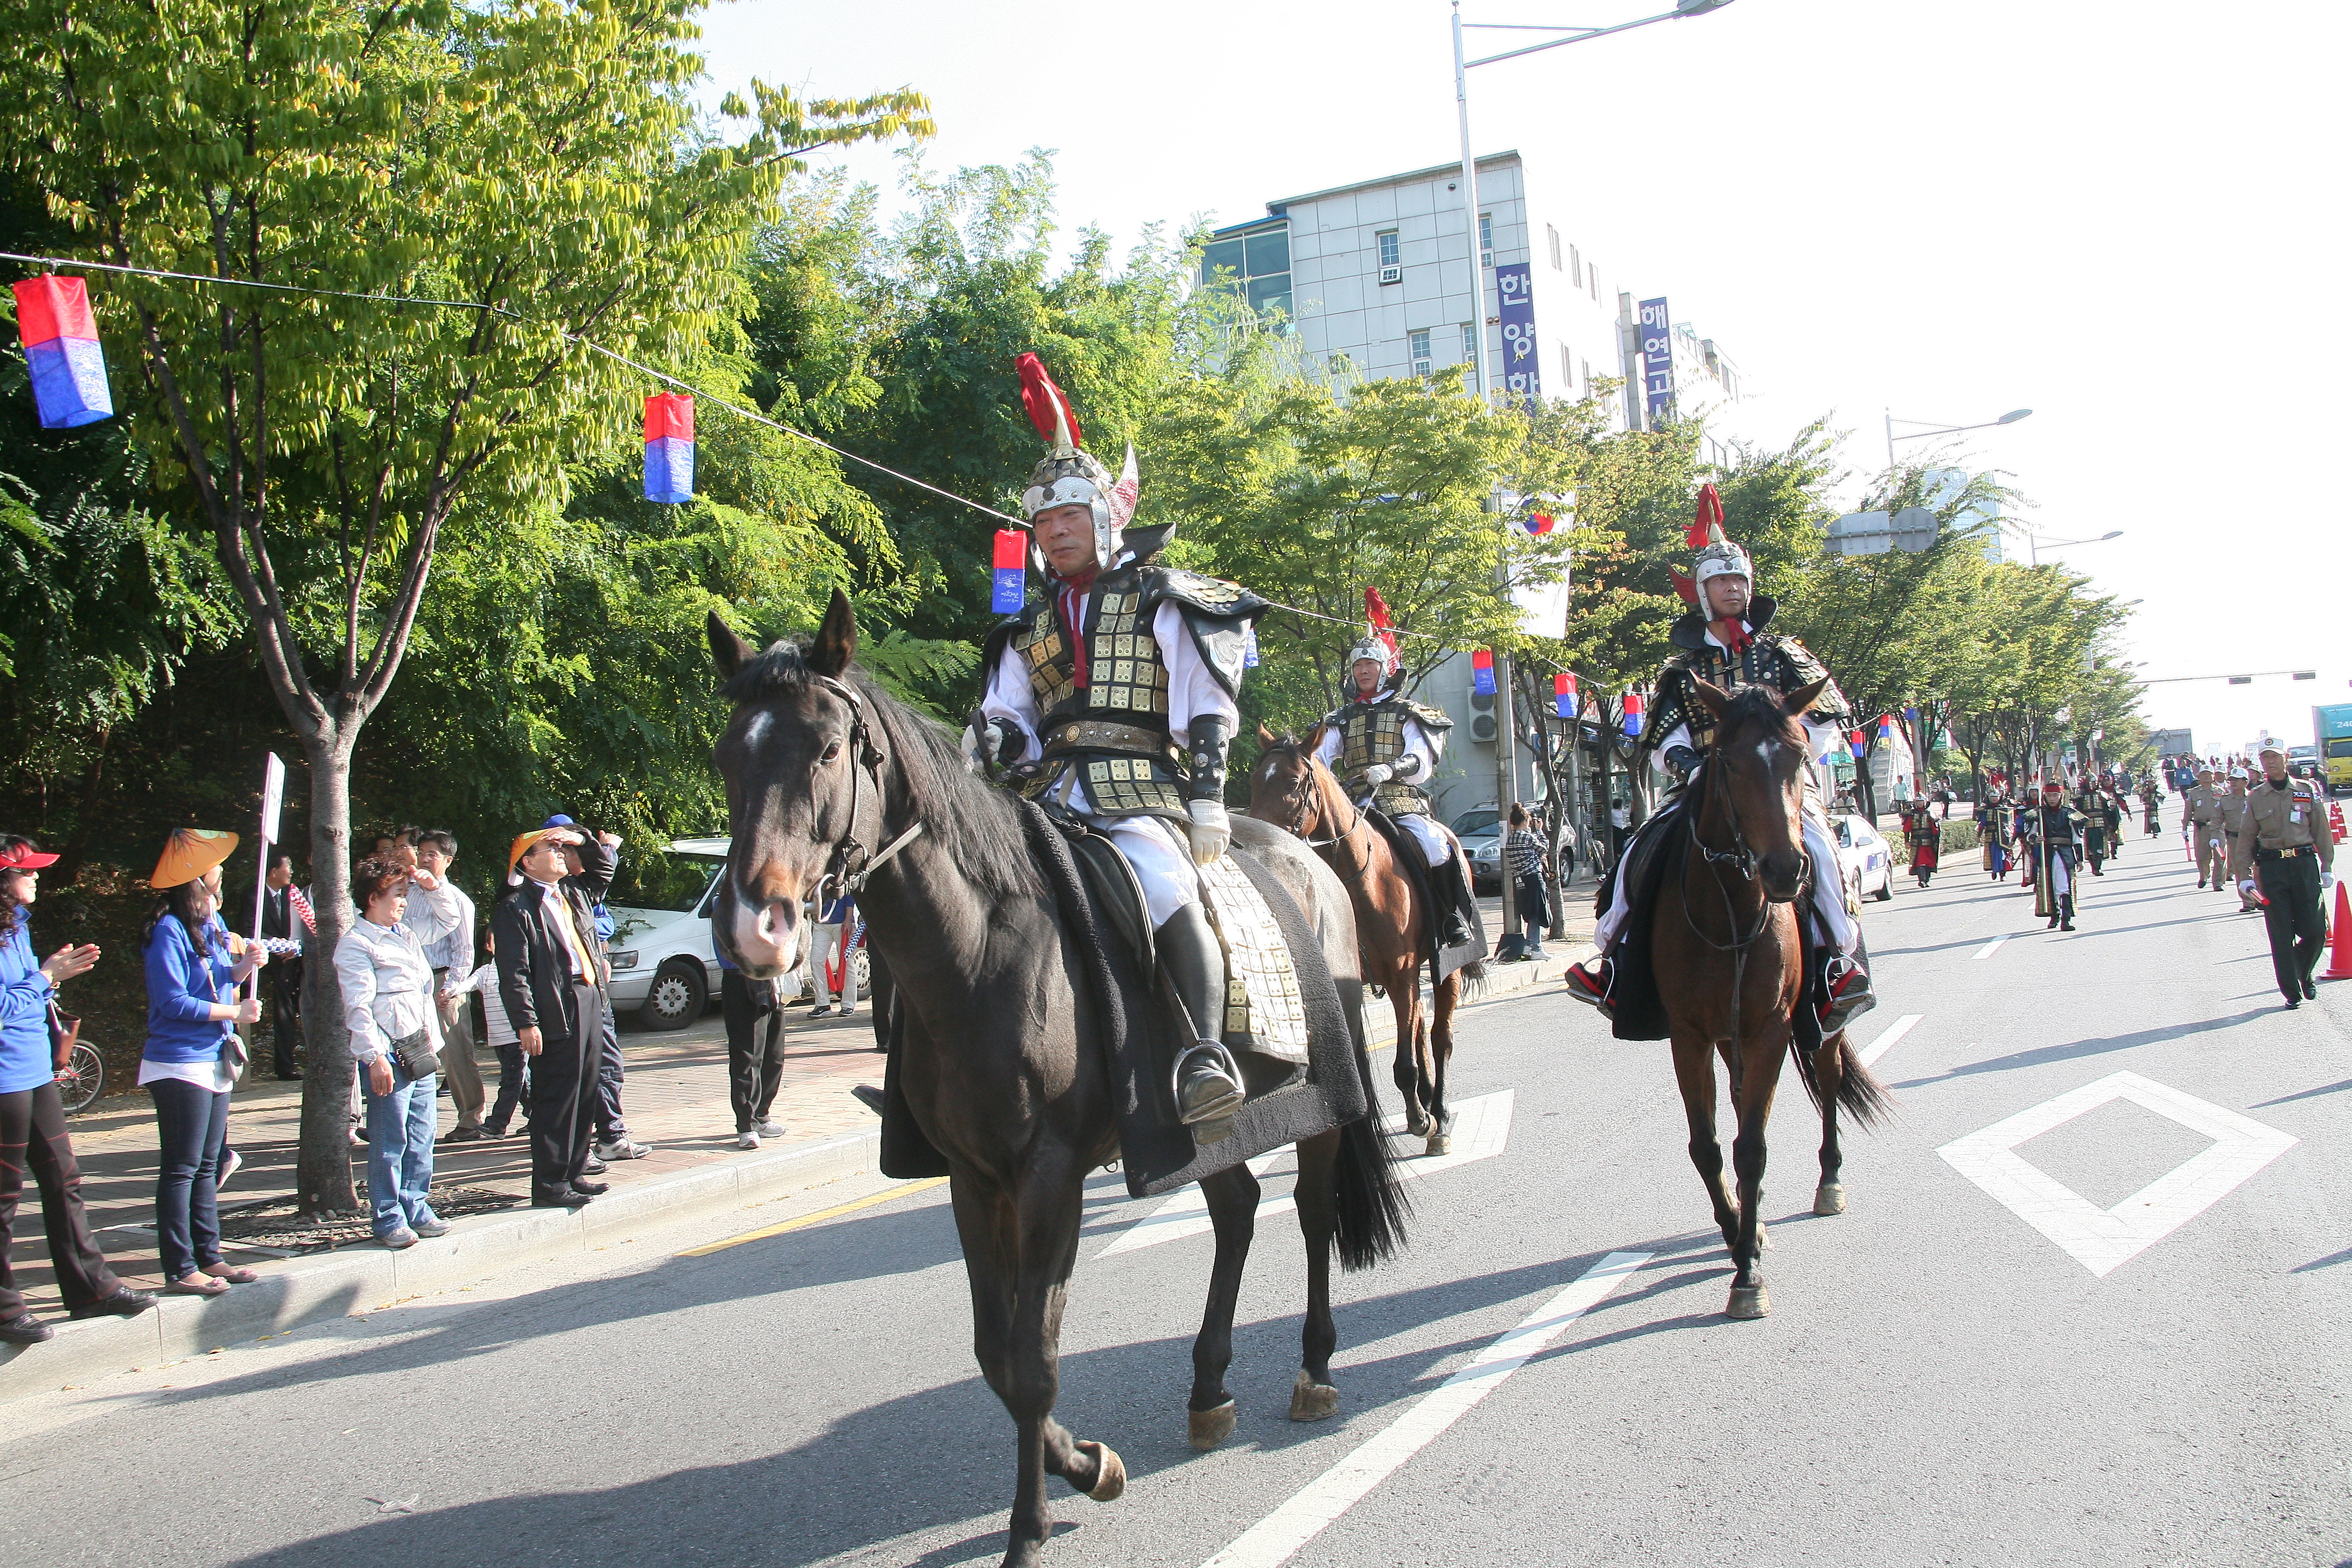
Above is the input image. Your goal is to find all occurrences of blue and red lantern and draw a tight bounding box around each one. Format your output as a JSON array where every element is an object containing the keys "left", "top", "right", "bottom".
[
  {"left": 1471, "top": 649, "right": 1496, "bottom": 696},
  {"left": 990, "top": 528, "right": 1027, "bottom": 614},
  {"left": 1903, "top": 705, "right": 1919, "bottom": 724},
  {"left": 1877, "top": 713, "right": 1895, "bottom": 745},
  {"left": 1622, "top": 690, "right": 1644, "bottom": 738},
  {"left": 12, "top": 275, "right": 112, "bottom": 429},
  {"left": 643, "top": 392, "right": 694, "bottom": 503},
  {"left": 1553, "top": 670, "right": 1577, "bottom": 718},
  {"left": 1850, "top": 729, "right": 1867, "bottom": 759}
]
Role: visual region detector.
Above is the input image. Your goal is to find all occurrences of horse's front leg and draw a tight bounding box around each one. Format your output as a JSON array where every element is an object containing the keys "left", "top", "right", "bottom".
[
  {"left": 1288, "top": 1129, "right": 1342, "bottom": 1422},
  {"left": 1388, "top": 962, "right": 1427, "bottom": 1137},
  {"left": 998, "top": 1151, "right": 1122, "bottom": 1568},
  {"left": 1426, "top": 969, "right": 1459, "bottom": 1157},
  {"left": 1186, "top": 1163, "right": 1259, "bottom": 1450},
  {"left": 1813, "top": 1033, "right": 1848, "bottom": 1216},
  {"left": 1670, "top": 1033, "right": 1738, "bottom": 1250},
  {"left": 1725, "top": 1040, "right": 1787, "bottom": 1320}
]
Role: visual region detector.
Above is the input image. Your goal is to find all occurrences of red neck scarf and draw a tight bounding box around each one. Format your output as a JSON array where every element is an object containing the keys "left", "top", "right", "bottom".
[
  {"left": 1054, "top": 570, "right": 1096, "bottom": 689},
  {"left": 1707, "top": 617, "right": 1753, "bottom": 657}
]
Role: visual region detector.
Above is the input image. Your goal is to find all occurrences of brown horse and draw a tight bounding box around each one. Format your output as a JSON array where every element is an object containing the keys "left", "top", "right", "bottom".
[
  {"left": 1656, "top": 678, "right": 1892, "bottom": 1318},
  {"left": 1247, "top": 725, "right": 1473, "bottom": 1158}
]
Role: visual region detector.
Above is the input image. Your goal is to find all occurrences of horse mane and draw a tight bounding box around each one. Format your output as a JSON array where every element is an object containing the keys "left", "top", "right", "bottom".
[
  {"left": 721, "top": 640, "right": 1044, "bottom": 904},
  {"left": 1711, "top": 684, "right": 1805, "bottom": 746}
]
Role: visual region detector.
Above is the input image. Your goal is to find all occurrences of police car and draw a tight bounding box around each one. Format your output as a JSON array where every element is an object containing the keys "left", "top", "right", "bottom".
[{"left": 1827, "top": 814, "right": 1895, "bottom": 903}]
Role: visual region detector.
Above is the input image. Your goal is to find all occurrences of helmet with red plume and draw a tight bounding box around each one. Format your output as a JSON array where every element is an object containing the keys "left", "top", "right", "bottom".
[{"left": 1016, "top": 353, "right": 1140, "bottom": 573}]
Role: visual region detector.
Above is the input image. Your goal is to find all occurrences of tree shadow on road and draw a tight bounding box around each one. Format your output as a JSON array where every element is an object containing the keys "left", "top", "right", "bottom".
[
  {"left": 1891, "top": 1009, "right": 2272, "bottom": 1089},
  {"left": 2253, "top": 1078, "right": 2352, "bottom": 1108}
]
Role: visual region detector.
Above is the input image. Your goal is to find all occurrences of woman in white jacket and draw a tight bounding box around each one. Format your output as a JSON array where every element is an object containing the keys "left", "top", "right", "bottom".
[{"left": 332, "top": 855, "right": 460, "bottom": 1248}]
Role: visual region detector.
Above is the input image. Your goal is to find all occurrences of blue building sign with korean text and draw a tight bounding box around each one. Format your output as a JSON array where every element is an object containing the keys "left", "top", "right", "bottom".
[
  {"left": 1495, "top": 262, "right": 1541, "bottom": 401},
  {"left": 1639, "top": 297, "right": 1674, "bottom": 425}
]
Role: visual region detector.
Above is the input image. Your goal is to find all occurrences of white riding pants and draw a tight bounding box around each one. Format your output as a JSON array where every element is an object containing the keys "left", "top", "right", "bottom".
[
  {"left": 1051, "top": 776, "right": 1202, "bottom": 928},
  {"left": 1392, "top": 809, "right": 1451, "bottom": 867},
  {"left": 1594, "top": 813, "right": 1856, "bottom": 954}
]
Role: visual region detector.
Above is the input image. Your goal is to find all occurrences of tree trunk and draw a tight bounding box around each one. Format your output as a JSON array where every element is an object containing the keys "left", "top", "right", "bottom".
[{"left": 295, "top": 724, "right": 362, "bottom": 1215}]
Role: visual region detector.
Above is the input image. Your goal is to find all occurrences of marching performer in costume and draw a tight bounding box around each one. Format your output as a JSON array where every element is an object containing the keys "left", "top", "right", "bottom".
[
  {"left": 1905, "top": 801, "right": 1940, "bottom": 887},
  {"left": 1312, "top": 590, "right": 1479, "bottom": 951},
  {"left": 970, "top": 356, "right": 1273, "bottom": 1136},
  {"left": 2021, "top": 779, "right": 2087, "bottom": 930},
  {"left": 1565, "top": 492, "right": 1873, "bottom": 1032},
  {"left": 2187, "top": 767, "right": 2225, "bottom": 888}
]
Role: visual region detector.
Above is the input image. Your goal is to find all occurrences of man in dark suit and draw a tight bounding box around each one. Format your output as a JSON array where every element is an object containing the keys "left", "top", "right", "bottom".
[
  {"left": 256, "top": 851, "right": 308, "bottom": 1079},
  {"left": 492, "top": 826, "right": 614, "bottom": 1207}
]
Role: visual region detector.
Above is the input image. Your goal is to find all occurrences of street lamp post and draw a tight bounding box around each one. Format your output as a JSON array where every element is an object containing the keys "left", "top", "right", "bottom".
[
  {"left": 2011, "top": 527, "right": 2122, "bottom": 567},
  {"left": 1450, "top": 0, "right": 1734, "bottom": 943},
  {"left": 1884, "top": 407, "right": 2032, "bottom": 471}
]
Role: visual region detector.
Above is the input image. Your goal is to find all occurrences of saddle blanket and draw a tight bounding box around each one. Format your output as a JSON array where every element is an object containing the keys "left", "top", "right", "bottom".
[{"left": 1198, "top": 852, "right": 1311, "bottom": 1063}]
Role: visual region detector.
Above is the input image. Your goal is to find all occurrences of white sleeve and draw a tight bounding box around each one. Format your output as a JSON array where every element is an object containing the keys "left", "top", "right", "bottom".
[
  {"left": 979, "top": 642, "right": 1044, "bottom": 764},
  {"left": 1156, "top": 601, "right": 1237, "bottom": 748},
  {"left": 1314, "top": 724, "right": 1344, "bottom": 767},
  {"left": 1650, "top": 723, "right": 1695, "bottom": 772},
  {"left": 1392, "top": 719, "right": 1439, "bottom": 785}
]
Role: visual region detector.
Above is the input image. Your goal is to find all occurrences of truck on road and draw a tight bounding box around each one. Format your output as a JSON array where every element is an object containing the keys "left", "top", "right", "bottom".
[{"left": 2315, "top": 703, "right": 2352, "bottom": 795}]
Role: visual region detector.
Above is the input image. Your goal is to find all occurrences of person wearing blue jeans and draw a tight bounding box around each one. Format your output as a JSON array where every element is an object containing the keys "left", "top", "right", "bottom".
[{"left": 333, "top": 854, "right": 462, "bottom": 1247}]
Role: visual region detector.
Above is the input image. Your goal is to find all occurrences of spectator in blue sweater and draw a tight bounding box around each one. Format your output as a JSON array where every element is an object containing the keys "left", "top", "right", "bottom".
[
  {"left": 142, "top": 830, "right": 265, "bottom": 1298},
  {"left": 0, "top": 837, "right": 153, "bottom": 1343}
]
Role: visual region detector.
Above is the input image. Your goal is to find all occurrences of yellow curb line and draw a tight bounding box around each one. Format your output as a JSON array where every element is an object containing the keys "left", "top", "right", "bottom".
[{"left": 677, "top": 1176, "right": 950, "bottom": 1257}]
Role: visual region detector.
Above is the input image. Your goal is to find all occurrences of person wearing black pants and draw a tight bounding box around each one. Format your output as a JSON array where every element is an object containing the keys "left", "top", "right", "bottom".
[
  {"left": 256, "top": 853, "right": 306, "bottom": 1080},
  {"left": 493, "top": 828, "right": 613, "bottom": 1206},
  {"left": 719, "top": 959, "right": 786, "bottom": 1147},
  {"left": 2231, "top": 746, "right": 2335, "bottom": 1009}
]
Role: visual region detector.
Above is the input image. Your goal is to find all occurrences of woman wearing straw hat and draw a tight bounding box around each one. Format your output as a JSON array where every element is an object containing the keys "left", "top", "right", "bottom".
[{"left": 141, "top": 829, "right": 267, "bottom": 1297}]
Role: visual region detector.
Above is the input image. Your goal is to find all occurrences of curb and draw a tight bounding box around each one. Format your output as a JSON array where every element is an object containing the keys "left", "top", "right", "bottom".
[{"left": 0, "top": 946, "right": 1586, "bottom": 1403}]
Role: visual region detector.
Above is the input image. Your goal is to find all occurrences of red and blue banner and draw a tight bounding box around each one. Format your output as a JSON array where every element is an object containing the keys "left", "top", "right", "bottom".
[
  {"left": 1553, "top": 670, "right": 1576, "bottom": 718},
  {"left": 1471, "top": 649, "right": 1495, "bottom": 696},
  {"left": 1877, "top": 713, "right": 1895, "bottom": 743},
  {"left": 1850, "top": 729, "right": 1867, "bottom": 759},
  {"left": 643, "top": 393, "right": 694, "bottom": 503},
  {"left": 1522, "top": 509, "right": 1556, "bottom": 537},
  {"left": 1622, "top": 690, "right": 1644, "bottom": 738},
  {"left": 990, "top": 529, "right": 1027, "bottom": 614},
  {"left": 12, "top": 275, "right": 113, "bottom": 429}
]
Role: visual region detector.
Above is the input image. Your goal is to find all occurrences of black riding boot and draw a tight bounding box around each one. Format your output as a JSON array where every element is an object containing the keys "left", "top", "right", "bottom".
[
  {"left": 1431, "top": 850, "right": 1476, "bottom": 949},
  {"left": 1157, "top": 904, "right": 1246, "bottom": 1136}
]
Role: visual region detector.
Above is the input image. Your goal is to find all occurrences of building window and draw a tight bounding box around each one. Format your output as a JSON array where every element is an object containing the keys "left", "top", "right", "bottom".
[
  {"left": 1410, "top": 328, "right": 1432, "bottom": 378},
  {"left": 1590, "top": 265, "right": 1598, "bottom": 302},
  {"left": 1479, "top": 212, "right": 1494, "bottom": 268},
  {"left": 1570, "top": 244, "right": 1581, "bottom": 287},
  {"left": 1377, "top": 229, "right": 1401, "bottom": 270},
  {"left": 1199, "top": 222, "right": 1291, "bottom": 324},
  {"left": 1547, "top": 225, "right": 1562, "bottom": 271},
  {"left": 1580, "top": 356, "right": 1592, "bottom": 390},
  {"left": 1560, "top": 343, "right": 1573, "bottom": 388},
  {"left": 1461, "top": 323, "right": 1479, "bottom": 362}
]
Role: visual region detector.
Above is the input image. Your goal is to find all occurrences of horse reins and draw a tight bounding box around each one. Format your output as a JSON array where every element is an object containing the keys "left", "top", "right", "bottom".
[
  {"left": 1680, "top": 730, "right": 1811, "bottom": 1097},
  {"left": 1285, "top": 752, "right": 1374, "bottom": 885},
  {"left": 806, "top": 674, "right": 925, "bottom": 907}
]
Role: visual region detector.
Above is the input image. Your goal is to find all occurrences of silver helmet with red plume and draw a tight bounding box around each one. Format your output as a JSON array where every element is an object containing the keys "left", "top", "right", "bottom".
[{"left": 1016, "top": 353, "right": 1140, "bottom": 573}]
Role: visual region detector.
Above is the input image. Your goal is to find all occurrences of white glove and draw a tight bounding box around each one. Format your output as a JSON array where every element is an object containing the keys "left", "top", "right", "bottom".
[
  {"left": 1363, "top": 762, "right": 1394, "bottom": 787},
  {"left": 1187, "top": 800, "right": 1231, "bottom": 865}
]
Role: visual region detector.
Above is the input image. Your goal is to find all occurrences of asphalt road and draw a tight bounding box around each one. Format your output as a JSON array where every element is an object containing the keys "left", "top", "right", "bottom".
[{"left": 5, "top": 834, "right": 2347, "bottom": 1568}]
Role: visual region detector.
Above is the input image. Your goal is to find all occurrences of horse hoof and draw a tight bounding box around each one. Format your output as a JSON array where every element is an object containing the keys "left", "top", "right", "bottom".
[
  {"left": 1424, "top": 1132, "right": 1451, "bottom": 1157},
  {"left": 1814, "top": 1183, "right": 1847, "bottom": 1216},
  {"left": 1077, "top": 1440, "right": 1125, "bottom": 1502},
  {"left": 1404, "top": 1113, "right": 1430, "bottom": 1138},
  {"left": 1188, "top": 1400, "right": 1236, "bottom": 1451},
  {"left": 1289, "top": 1367, "right": 1340, "bottom": 1422},
  {"left": 1725, "top": 1285, "right": 1770, "bottom": 1319}
]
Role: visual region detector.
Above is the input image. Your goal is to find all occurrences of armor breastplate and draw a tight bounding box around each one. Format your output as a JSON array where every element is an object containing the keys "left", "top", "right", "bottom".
[
  {"left": 1338, "top": 701, "right": 1429, "bottom": 815},
  {"left": 1008, "top": 578, "right": 1187, "bottom": 820}
]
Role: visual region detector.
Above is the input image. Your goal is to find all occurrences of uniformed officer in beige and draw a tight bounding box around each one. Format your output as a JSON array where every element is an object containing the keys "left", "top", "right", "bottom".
[
  {"left": 2229, "top": 743, "right": 2336, "bottom": 1009},
  {"left": 2216, "top": 769, "right": 2261, "bottom": 911},
  {"left": 2187, "top": 767, "right": 2226, "bottom": 888}
]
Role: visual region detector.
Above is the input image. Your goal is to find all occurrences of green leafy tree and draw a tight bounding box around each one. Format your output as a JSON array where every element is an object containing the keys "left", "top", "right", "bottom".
[{"left": 0, "top": 0, "right": 929, "bottom": 1210}]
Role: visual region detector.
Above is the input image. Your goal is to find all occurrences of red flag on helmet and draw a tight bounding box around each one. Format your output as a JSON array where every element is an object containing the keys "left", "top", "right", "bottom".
[
  {"left": 1364, "top": 586, "right": 1399, "bottom": 662},
  {"left": 1686, "top": 482, "right": 1725, "bottom": 549},
  {"left": 1016, "top": 352, "right": 1082, "bottom": 450}
]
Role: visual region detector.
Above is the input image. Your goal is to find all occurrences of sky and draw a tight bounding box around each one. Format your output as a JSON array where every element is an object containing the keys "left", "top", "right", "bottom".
[{"left": 696, "top": 0, "right": 2351, "bottom": 756}]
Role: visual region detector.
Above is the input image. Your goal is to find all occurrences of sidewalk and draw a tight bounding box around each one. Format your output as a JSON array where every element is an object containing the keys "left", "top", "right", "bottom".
[{"left": 1, "top": 892, "right": 1590, "bottom": 1399}]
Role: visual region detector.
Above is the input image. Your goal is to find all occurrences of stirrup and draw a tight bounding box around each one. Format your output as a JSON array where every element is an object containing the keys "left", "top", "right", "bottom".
[
  {"left": 1817, "top": 955, "right": 1874, "bottom": 1033},
  {"left": 1563, "top": 957, "right": 1616, "bottom": 1019},
  {"left": 1173, "top": 1041, "right": 1245, "bottom": 1128}
]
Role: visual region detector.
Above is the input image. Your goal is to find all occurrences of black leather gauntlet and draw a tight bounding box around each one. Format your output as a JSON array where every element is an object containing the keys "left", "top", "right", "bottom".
[{"left": 1188, "top": 714, "right": 1232, "bottom": 802}]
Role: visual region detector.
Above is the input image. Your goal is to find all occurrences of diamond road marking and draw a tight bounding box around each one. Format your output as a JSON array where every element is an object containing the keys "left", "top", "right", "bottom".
[
  {"left": 1937, "top": 1070, "right": 2297, "bottom": 1277},
  {"left": 1096, "top": 1090, "right": 1515, "bottom": 1259}
]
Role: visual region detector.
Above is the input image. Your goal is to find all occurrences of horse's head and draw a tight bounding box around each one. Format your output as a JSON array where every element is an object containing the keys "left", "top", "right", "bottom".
[
  {"left": 1247, "top": 722, "right": 1330, "bottom": 838},
  {"left": 1691, "top": 675, "right": 1826, "bottom": 904},
  {"left": 705, "top": 589, "right": 880, "bottom": 977}
]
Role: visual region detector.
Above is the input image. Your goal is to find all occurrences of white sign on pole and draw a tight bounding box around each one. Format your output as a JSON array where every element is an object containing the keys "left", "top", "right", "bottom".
[{"left": 260, "top": 752, "right": 286, "bottom": 845}]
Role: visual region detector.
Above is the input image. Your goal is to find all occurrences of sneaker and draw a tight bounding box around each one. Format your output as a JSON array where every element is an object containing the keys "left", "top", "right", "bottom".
[
  {"left": 347, "top": 1126, "right": 365, "bottom": 1147},
  {"left": 1562, "top": 959, "right": 1615, "bottom": 1019},
  {"left": 594, "top": 1136, "right": 650, "bottom": 1161},
  {"left": 809, "top": 1004, "right": 835, "bottom": 1019},
  {"left": 378, "top": 1228, "right": 418, "bottom": 1250},
  {"left": 580, "top": 1156, "right": 608, "bottom": 1176},
  {"left": 442, "top": 1125, "right": 488, "bottom": 1144},
  {"left": 217, "top": 1148, "right": 243, "bottom": 1192},
  {"left": 753, "top": 1117, "right": 786, "bottom": 1139},
  {"left": 411, "top": 1217, "right": 451, "bottom": 1239},
  {"left": 736, "top": 1129, "right": 761, "bottom": 1151}
]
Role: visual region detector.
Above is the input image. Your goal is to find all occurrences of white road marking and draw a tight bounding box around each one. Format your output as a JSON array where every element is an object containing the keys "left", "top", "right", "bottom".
[
  {"left": 1937, "top": 1070, "right": 2297, "bottom": 1277},
  {"left": 1096, "top": 1091, "right": 1516, "bottom": 1259},
  {"left": 1198, "top": 1249, "right": 1653, "bottom": 1568},
  {"left": 1971, "top": 935, "right": 2008, "bottom": 961},
  {"left": 1856, "top": 1012, "right": 1922, "bottom": 1068}
]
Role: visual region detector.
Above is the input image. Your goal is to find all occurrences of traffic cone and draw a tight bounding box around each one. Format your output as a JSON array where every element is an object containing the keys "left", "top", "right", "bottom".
[
  {"left": 2330, "top": 801, "right": 2346, "bottom": 844},
  {"left": 2327, "top": 880, "right": 2352, "bottom": 981}
]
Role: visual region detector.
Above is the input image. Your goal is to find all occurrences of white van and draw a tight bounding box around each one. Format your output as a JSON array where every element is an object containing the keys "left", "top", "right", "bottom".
[{"left": 605, "top": 837, "right": 729, "bottom": 1030}]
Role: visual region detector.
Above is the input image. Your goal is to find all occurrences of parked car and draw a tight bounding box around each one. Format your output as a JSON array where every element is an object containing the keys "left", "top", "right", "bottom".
[
  {"left": 1452, "top": 808, "right": 1504, "bottom": 894},
  {"left": 605, "top": 836, "right": 728, "bottom": 1030},
  {"left": 1828, "top": 814, "right": 1895, "bottom": 903}
]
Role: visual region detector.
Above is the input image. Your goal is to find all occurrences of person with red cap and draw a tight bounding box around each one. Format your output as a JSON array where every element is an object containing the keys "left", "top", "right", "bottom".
[{"left": 0, "top": 836, "right": 153, "bottom": 1343}]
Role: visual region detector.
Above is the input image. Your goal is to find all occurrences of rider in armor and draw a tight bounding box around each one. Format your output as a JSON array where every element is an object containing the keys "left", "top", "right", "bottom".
[
  {"left": 1312, "top": 593, "right": 1479, "bottom": 950},
  {"left": 1565, "top": 503, "right": 1875, "bottom": 1033},
  {"left": 969, "top": 356, "right": 1272, "bottom": 1137}
]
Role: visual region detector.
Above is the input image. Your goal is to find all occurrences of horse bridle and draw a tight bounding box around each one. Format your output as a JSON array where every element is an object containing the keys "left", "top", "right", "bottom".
[
  {"left": 1679, "top": 726, "right": 1812, "bottom": 1095},
  {"left": 1277, "top": 748, "right": 1375, "bottom": 883},
  {"left": 801, "top": 674, "right": 925, "bottom": 909}
]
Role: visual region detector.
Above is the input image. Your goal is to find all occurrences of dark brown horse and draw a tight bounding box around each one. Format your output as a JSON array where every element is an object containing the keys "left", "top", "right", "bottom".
[
  {"left": 1657, "top": 678, "right": 1892, "bottom": 1318},
  {"left": 704, "top": 593, "right": 1407, "bottom": 1568},
  {"left": 1247, "top": 726, "right": 1473, "bottom": 1158}
]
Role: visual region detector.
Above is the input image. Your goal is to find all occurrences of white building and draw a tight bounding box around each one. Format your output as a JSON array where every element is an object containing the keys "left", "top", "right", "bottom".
[{"left": 1202, "top": 151, "right": 1631, "bottom": 424}]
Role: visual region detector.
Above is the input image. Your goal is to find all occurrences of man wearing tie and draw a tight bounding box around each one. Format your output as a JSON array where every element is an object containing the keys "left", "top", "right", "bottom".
[{"left": 493, "top": 826, "right": 614, "bottom": 1207}]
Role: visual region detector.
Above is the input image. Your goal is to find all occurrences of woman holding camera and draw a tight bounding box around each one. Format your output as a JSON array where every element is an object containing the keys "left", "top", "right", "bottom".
[
  {"left": 333, "top": 854, "right": 461, "bottom": 1248},
  {"left": 142, "top": 830, "right": 267, "bottom": 1298}
]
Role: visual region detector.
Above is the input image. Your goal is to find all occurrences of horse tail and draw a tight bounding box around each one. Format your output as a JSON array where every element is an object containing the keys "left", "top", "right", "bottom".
[
  {"left": 1451, "top": 958, "right": 1489, "bottom": 998},
  {"left": 1788, "top": 1031, "right": 1897, "bottom": 1131},
  {"left": 1332, "top": 1047, "right": 1411, "bottom": 1270}
]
